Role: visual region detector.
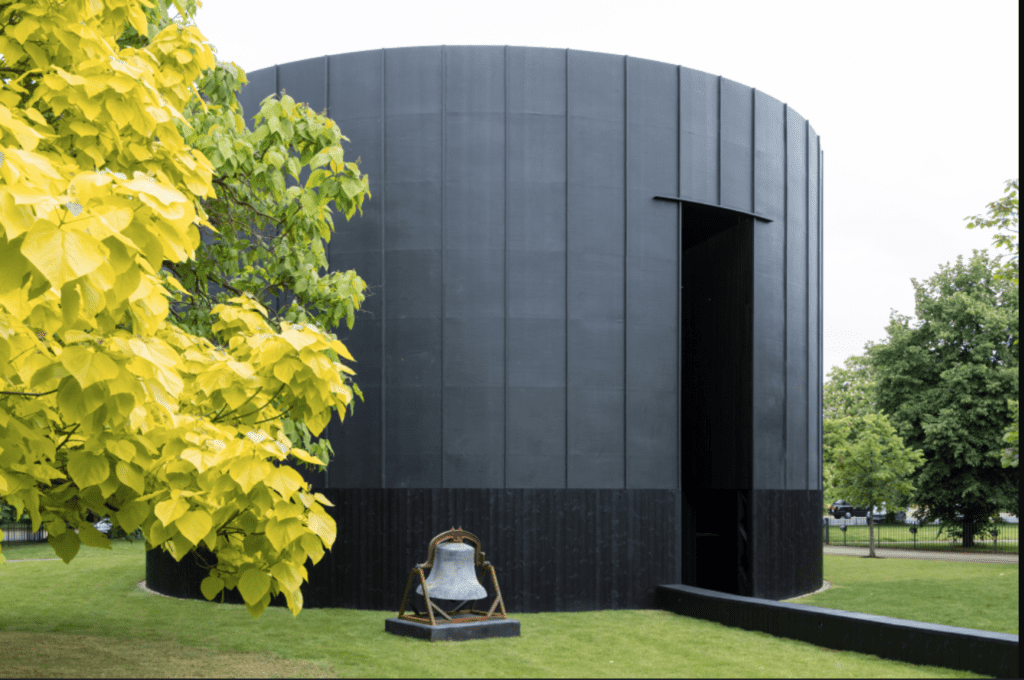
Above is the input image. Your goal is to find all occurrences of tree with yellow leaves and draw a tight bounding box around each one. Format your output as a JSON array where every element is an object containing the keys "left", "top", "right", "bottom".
[{"left": 0, "top": 0, "right": 368, "bottom": 618}]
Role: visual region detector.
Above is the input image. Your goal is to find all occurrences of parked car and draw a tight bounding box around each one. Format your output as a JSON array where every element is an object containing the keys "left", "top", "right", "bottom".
[
  {"left": 828, "top": 501, "right": 906, "bottom": 523},
  {"left": 828, "top": 500, "right": 866, "bottom": 519}
]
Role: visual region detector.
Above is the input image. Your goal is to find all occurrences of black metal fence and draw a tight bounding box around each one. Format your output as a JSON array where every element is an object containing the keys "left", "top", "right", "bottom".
[
  {"left": 0, "top": 520, "right": 48, "bottom": 543},
  {"left": 823, "top": 517, "right": 1019, "bottom": 553}
]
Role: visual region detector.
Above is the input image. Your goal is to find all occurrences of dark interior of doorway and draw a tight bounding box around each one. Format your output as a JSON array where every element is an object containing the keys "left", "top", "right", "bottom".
[{"left": 679, "top": 202, "right": 756, "bottom": 597}]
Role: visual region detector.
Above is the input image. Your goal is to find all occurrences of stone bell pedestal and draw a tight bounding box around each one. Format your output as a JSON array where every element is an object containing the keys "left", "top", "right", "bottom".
[{"left": 384, "top": 615, "right": 521, "bottom": 642}]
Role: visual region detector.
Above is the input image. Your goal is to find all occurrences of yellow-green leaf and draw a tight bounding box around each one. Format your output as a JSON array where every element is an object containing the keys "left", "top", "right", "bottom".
[
  {"left": 300, "top": 532, "right": 325, "bottom": 565},
  {"left": 245, "top": 593, "right": 271, "bottom": 619},
  {"left": 67, "top": 451, "right": 110, "bottom": 488},
  {"left": 229, "top": 457, "right": 271, "bottom": 494},
  {"left": 308, "top": 511, "right": 336, "bottom": 548},
  {"left": 270, "top": 561, "right": 302, "bottom": 593},
  {"left": 48, "top": 528, "right": 80, "bottom": 564},
  {"left": 265, "top": 466, "right": 304, "bottom": 497},
  {"left": 115, "top": 460, "right": 145, "bottom": 495},
  {"left": 175, "top": 509, "right": 212, "bottom": 547},
  {"left": 60, "top": 345, "right": 119, "bottom": 389},
  {"left": 200, "top": 576, "right": 224, "bottom": 601},
  {"left": 106, "top": 439, "right": 137, "bottom": 462},
  {"left": 77, "top": 522, "right": 111, "bottom": 549},
  {"left": 237, "top": 567, "right": 271, "bottom": 605},
  {"left": 115, "top": 499, "right": 149, "bottom": 533},
  {"left": 154, "top": 496, "right": 189, "bottom": 526},
  {"left": 21, "top": 222, "right": 108, "bottom": 288}
]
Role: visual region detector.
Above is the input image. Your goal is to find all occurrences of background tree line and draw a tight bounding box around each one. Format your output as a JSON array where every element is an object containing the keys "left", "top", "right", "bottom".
[{"left": 823, "top": 179, "right": 1019, "bottom": 550}]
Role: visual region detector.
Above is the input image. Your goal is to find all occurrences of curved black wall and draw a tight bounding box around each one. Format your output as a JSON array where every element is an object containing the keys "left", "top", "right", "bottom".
[{"left": 148, "top": 46, "right": 823, "bottom": 610}]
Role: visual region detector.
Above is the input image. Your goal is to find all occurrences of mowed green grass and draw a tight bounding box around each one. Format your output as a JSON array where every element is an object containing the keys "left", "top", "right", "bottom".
[
  {"left": 0, "top": 541, "right": 1008, "bottom": 678},
  {"left": 786, "top": 554, "right": 1018, "bottom": 635}
]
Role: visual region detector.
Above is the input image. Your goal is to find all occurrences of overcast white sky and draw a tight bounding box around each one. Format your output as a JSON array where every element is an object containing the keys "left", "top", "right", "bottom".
[{"left": 194, "top": 0, "right": 1019, "bottom": 381}]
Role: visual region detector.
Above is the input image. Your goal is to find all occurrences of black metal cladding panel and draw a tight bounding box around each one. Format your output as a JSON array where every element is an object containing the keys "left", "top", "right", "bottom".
[
  {"left": 568, "top": 384, "right": 624, "bottom": 488},
  {"left": 808, "top": 129, "right": 822, "bottom": 491},
  {"left": 678, "top": 67, "right": 719, "bottom": 205},
  {"left": 751, "top": 223, "right": 786, "bottom": 490},
  {"left": 443, "top": 386, "right": 504, "bottom": 487},
  {"left": 384, "top": 387, "right": 441, "bottom": 487},
  {"left": 567, "top": 50, "right": 625, "bottom": 490},
  {"left": 504, "top": 50, "right": 567, "bottom": 488},
  {"left": 440, "top": 48, "right": 506, "bottom": 487},
  {"left": 505, "top": 387, "right": 566, "bottom": 487},
  {"left": 749, "top": 88, "right": 789, "bottom": 490},
  {"left": 445, "top": 46, "right": 505, "bottom": 113},
  {"left": 506, "top": 47, "right": 566, "bottom": 114},
  {"left": 719, "top": 78, "right": 754, "bottom": 213},
  {"left": 625, "top": 57, "right": 679, "bottom": 489},
  {"left": 753, "top": 91, "right": 785, "bottom": 222},
  {"left": 380, "top": 54, "right": 443, "bottom": 493}
]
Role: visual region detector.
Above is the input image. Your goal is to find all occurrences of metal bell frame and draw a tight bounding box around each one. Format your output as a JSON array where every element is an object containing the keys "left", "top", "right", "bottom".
[{"left": 397, "top": 527, "right": 508, "bottom": 626}]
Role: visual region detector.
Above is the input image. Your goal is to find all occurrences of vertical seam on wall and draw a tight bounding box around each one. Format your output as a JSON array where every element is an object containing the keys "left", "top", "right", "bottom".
[
  {"left": 805, "top": 120, "right": 811, "bottom": 497},
  {"left": 751, "top": 89, "right": 756, "bottom": 215},
  {"left": 503, "top": 45, "right": 509, "bottom": 490},
  {"left": 818, "top": 145, "right": 824, "bottom": 491},
  {"left": 441, "top": 45, "right": 447, "bottom": 487},
  {"left": 716, "top": 75, "right": 722, "bottom": 206},
  {"left": 782, "top": 103, "right": 788, "bottom": 493},
  {"left": 676, "top": 65, "right": 681, "bottom": 491},
  {"left": 623, "top": 55, "right": 628, "bottom": 489},
  {"left": 564, "top": 48, "right": 570, "bottom": 488},
  {"left": 380, "top": 49, "right": 387, "bottom": 489},
  {"left": 324, "top": 54, "right": 330, "bottom": 489}
]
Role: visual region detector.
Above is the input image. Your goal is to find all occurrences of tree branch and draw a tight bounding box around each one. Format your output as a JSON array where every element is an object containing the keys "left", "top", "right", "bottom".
[
  {"left": 0, "top": 388, "right": 58, "bottom": 397},
  {"left": 231, "top": 384, "right": 286, "bottom": 422}
]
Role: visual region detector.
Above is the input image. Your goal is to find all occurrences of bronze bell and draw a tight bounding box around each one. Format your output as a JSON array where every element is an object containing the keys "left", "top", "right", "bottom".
[
  {"left": 397, "top": 527, "right": 508, "bottom": 626},
  {"left": 416, "top": 541, "right": 488, "bottom": 601}
]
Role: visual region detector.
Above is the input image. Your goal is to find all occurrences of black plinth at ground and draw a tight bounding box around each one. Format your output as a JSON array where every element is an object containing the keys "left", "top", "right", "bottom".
[{"left": 384, "top": 615, "right": 521, "bottom": 642}]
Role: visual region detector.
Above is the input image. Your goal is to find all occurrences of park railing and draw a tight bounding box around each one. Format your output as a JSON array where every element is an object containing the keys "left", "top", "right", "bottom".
[
  {"left": 0, "top": 520, "right": 48, "bottom": 544},
  {"left": 822, "top": 516, "right": 1018, "bottom": 553}
]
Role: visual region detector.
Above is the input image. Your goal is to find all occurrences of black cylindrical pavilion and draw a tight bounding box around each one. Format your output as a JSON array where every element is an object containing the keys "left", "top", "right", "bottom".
[{"left": 147, "top": 46, "right": 824, "bottom": 611}]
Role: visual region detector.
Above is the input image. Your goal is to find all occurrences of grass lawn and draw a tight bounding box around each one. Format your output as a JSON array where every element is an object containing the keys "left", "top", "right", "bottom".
[
  {"left": 786, "top": 555, "right": 1018, "bottom": 635},
  {"left": 0, "top": 541, "right": 1012, "bottom": 678}
]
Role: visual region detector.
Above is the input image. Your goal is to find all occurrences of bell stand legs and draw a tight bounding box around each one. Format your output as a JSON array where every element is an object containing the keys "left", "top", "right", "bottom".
[
  {"left": 483, "top": 563, "right": 507, "bottom": 618},
  {"left": 397, "top": 563, "right": 508, "bottom": 625},
  {"left": 398, "top": 567, "right": 457, "bottom": 625}
]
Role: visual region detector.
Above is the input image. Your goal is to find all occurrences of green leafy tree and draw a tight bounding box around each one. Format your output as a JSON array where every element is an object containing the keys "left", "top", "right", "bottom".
[
  {"left": 0, "top": 0, "right": 368, "bottom": 617},
  {"left": 822, "top": 354, "right": 881, "bottom": 511},
  {"left": 823, "top": 354, "right": 878, "bottom": 421},
  {"left": 867, "top": 250, "right": 1018, "bottom": 542},
  {"left": 965, "top": 179, "right": 1018, "bottom": 288},
  {"left": 825, "top": 413, "right": 924, "bottom": 557},
  {"left": 0, "top": 500, "right": 19, "bottom": 523},
  {"left": 965, "top": 179, "right": 1019, "bottom": 475},
  {"left": 1001, "top": 399, "right": 1019, "bottom": 470}
]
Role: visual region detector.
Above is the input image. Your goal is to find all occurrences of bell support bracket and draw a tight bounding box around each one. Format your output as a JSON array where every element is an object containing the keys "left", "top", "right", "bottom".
[{"left": 397, "top": 527, "right": 508, "bottom": 625}]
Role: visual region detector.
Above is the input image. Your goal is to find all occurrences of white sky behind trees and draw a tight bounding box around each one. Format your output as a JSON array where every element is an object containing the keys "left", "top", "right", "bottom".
[{"left": 194, "top": 0, "right": 1019, "bottom": 380}]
